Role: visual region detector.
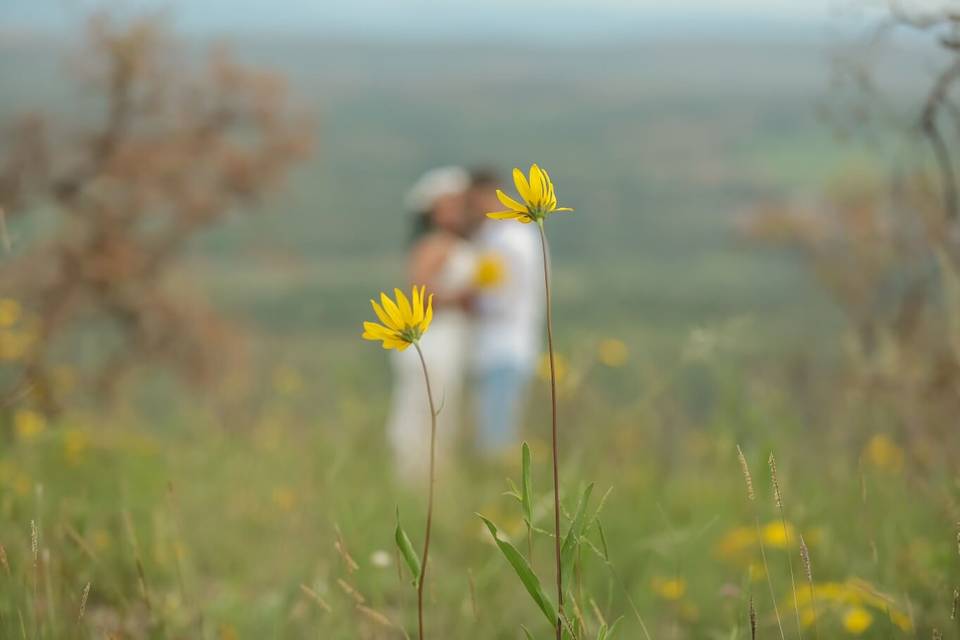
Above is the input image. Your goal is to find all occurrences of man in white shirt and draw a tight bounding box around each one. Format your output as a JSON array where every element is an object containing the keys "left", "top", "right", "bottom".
[{"left": 465, "top": 169, "right": 544, "bottom": 457}]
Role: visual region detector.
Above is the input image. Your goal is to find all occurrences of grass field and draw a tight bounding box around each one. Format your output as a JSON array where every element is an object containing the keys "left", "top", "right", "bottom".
[{"left": 1, "top": 32, "right": 959, "bottom": 639}]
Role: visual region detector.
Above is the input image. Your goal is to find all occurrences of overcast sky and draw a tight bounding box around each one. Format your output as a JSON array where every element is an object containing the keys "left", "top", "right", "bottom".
[{"left": 0, "top": 0, "right": 908, "bottom": 41}]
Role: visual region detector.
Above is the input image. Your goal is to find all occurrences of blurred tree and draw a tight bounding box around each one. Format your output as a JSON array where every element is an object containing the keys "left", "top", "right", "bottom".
[
  {"left": 0, "top": 12, "right": 312, "bottom": 416},
  {"left": 744, "top": 2, "right": 960, "bottom": 458}
]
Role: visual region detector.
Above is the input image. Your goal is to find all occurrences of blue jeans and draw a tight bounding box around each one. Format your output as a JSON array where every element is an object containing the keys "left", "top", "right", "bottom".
[{"left": 474, "top": 364, "right": 530, "bottom": 455}]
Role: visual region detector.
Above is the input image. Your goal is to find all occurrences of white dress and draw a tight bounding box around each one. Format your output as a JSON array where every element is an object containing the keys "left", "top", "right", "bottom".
[{"left": 387, "top": 238, "right": 476, "bottom": 482}]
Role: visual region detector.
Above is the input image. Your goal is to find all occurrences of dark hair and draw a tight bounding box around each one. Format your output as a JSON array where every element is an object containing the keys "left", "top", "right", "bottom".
[
  {"left": 469, "top": 166, "right": 500, "bottom": 188},
  {"left": 409, "top": 210, "right": 435, "bottom": 245}
]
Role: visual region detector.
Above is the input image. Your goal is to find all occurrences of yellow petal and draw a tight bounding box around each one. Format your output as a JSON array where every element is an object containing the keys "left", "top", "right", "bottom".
[
  {"left": 380, "top": 292, "right": 404, "bottom": 328},
  {"left": 496, "top": 189, "right": 526, "bottom": 212},
  {"left": 512, "top": 167, "right": 531, "bottom": 203},
  {"left": 551, "top": 207, "right": 574, "bottom": 213},
  {"left": 394, "top": 288, "right": 413, "bottom": 324},
  {"left": 540, "top": 166, "right": 557, "bottom": 207},
  {"left": 371, "top": 299, "right": 399, "bottom": 330},
  {"left": 487, "top": 210, "right": 523, "bottom": 220},
  {"left": 422, "top": 294, "right": 434, "bottom": 333},
  {"left": 411, "top": 286, "right": 423, "bottom": 324},
  {"left": 528, "top": 164, "right": 544, "bottom": 204},
  {"left": 363, "top": 322, "right": 397, "bottom": 341}
]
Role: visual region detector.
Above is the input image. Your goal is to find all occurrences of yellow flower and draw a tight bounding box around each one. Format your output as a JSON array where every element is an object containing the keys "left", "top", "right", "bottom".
[
  {"left": 473, "top": 253, "right": 506, "bottom": 288},
  {"left": 761, "top": 521, "right": 796, "bottom": 548},
  {"left": 842, "top": 606, "right": 873, "bottom": 634},
  {"left": 651, "top": 576, "right": 686, "bottom": 601},
  {"left": 272, "top": 487, "right": 297, "bottom": 511},
  {"left": 0, "top": 298, "right": 21, "bottom": 328},
  {"left": 63, "top": 428, "right": 89, "bottom": 465},
  {"left": 864, "top": 434, "right": 903, "bottom": 473},
  {"left": 362, "top": 286, "right": 434, "bottom": 351},
  {"left": 597, "top": 338, "right": 629, "bottom": 367},
  {"left": 15, "top": 409, "right": 46, "bottom": 441},
  {"left": 537, "top": 352, "right": 568, "bottom": 383},
  {"left": 486, "top": 164, "right": 573, "bottom": 224}
]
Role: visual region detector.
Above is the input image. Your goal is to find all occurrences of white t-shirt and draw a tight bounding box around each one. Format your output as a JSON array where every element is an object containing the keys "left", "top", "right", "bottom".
[{"left": 471, "top": 220, "right": 544, "bottom": 372}]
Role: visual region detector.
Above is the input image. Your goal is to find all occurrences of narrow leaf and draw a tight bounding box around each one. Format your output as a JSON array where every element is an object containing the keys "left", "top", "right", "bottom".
[
  {"left": 521, "top": 442, "right": 534, "bottom": 527},
  {"left": 521, "top": 625, "right": 536, "bottom": 640},
  {"left": 561, "top": 483, "right": 595, "bottom": 577},
  {"left": 394, "top": 508, "right": 420, "bottom": 586},
  {"left": 478, "top": 515, "right": 557, "bottom": 627}
]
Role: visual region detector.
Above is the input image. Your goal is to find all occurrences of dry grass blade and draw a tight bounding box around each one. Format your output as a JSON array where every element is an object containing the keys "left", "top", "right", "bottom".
[
  {"left": 299, "top": 584, "right": 332, "bottom": 613},
  {"left": 356, "top": 604, "right": 399, "bottom": 630},
  {"left": 769, "top": 453, "right": 803, "bottom": 640},
  {"left": 799, "top": 535, "right": 820, "bottom": 640},
  {"left": 737, "top": 446, "right": 786, "bottom": 640},
  {"left": 334, "top": 524, "right": 359, "bottom": 574},
  {"left": 0, "top": 542, "right": 9, "bottom": 576},
  {"left": 337, "top": 578, "right": 366, "bottom": 605}
]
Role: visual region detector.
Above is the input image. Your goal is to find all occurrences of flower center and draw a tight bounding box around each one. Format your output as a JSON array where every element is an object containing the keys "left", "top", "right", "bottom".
[{"left": 399, "top": 325, "right": 423, "bottom": 343}]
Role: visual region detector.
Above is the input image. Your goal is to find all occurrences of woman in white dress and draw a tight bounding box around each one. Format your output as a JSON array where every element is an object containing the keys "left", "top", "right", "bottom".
[{"left": 387, "top": 167, "right": 477, "bottom": 483}]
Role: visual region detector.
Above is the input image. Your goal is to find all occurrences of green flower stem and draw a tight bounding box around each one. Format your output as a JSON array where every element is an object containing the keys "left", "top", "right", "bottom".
[
  {"left": 413, "top": 342, "right": 438, "bottom": 640},
  {"left": 536, "top": 219, "right": 563, "bottom": 640}
]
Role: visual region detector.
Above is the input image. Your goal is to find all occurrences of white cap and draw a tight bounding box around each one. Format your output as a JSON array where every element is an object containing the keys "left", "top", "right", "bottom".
[{"left": 404, "top": 166, "right": 469, "bottom": 212}]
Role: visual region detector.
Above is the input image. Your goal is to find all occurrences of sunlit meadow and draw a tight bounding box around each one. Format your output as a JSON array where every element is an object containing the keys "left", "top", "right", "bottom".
[{"left": 3, "top": 2, "right": 960, "bottom": 639}]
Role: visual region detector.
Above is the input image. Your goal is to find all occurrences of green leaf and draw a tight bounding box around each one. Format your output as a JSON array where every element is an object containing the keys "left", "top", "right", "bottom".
[
  {"left": 597, "top": 617, "right": 623, "bottom": 640},
  {"left": 560, "top": 483, "right": 595, "bottom": 578},
  {"left": 520, "top": 625, "right": 536, "bottom": 640},
  {"left": 478, "top": 514, "right": 557, "bottom": 627},
  {"left": 394, "top": 507, "right": 420, "bottom": 586},
  {"left": 521, "top": 442, "right": 533, "bottom": 528},
  {"left": 596, "top": 519, "right": 610, "bottom": 562}
]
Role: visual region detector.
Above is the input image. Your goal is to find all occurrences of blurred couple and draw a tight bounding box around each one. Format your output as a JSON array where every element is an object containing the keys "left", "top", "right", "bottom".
[{"left": 386, "top": 166, "right": 544, "bottom": 482}]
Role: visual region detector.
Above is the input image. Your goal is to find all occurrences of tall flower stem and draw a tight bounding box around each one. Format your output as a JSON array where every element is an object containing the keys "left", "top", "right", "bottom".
[
  {"left": 413, "top": 342, "right": 438, "bottom": 640},
  {"left": 536, "top": 220, "right": 563, "bottom": 640}
]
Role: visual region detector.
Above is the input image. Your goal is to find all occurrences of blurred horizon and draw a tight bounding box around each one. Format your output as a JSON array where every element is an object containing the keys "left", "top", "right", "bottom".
[{"left": 1, "top": 0, "right": 874, "bottom": 43}]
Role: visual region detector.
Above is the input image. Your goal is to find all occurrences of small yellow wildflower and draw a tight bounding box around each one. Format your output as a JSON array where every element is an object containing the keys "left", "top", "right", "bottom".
[
  {"left": 14, "top": 409, "right": 46, "bottom": 441},
  {"left": 761, "top": 521, "right": 796, "bottom": 548},
  {"left": 864, "top": 434, "right": 904, "bottom": 473},
  {"left": 473, "top": 253, "right": 506, "bottom": 288},
  {"left": 272, "top": 487, "right": 297, "bottom": 512},
  {"left": 537, "top": 352, "right": 568, "bottom": 383},
  {"left": 0, "top": 298, "right": 21, "bottom": 328},
  {"left": 715, "top": 525, "right": 755, "bottom": 557},
  {"left": 597, "top": 338, "right": 629, "bottom": 367},
  {"left": 63, "top": 429, "right": 89, "bottom": 465},
  {"left": 486, "top": 164, "right": 573, "bottom": 224},
  {"left": 651, "top": 576, "right": 686, "bottom": 601},
  {"left": 362, "top": 286, "right": 433, "bottom": 351},
  {"left": 842, "top": 606, "right": 873, "bottom": 634}
]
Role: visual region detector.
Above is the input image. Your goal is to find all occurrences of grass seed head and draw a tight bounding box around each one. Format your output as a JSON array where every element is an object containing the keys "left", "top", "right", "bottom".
[
  {"left": 78, "top": 582, "right": 91, "bottom": 621},
  {"left": 737, "top": 445, "right": 755, "bottom": 502},
  {"left": 768, "top": 453, "right": 783, "bottom": 509}
]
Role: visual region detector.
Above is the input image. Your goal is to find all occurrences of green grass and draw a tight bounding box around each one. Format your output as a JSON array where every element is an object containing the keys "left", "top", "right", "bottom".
[{"left": 1, "top": 35, "right": 958, "bottom": 639}]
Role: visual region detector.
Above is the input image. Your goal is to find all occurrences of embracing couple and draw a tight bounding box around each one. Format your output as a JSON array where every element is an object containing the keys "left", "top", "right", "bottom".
[{"left": 385, "top": 166, "right": 545, "bottom": 482}]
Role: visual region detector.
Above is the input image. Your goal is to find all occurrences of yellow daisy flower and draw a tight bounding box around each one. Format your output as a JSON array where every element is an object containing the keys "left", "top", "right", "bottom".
[
  {"left": 486, "top": 164, "right": 573, "bottom": 224},
  {"left": 362, "top": 286, "right": 433, "bottom": 351}
]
